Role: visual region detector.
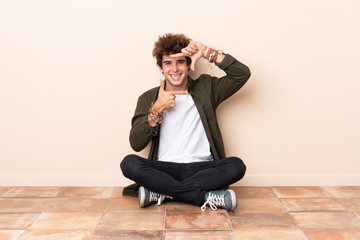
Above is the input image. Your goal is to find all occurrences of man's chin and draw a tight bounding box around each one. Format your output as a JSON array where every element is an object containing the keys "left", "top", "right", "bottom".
[{"left": 167, "top": 80, "right": 182, "bottom": 87}]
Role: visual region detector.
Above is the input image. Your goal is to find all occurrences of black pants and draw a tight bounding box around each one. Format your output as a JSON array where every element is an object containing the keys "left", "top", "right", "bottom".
[{"left": 120, "top": 154, "right": 246, "bottom": 206}]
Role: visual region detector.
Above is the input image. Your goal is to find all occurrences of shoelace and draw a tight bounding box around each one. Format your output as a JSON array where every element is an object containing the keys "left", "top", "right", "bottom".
[
  {"left": 149, "top": 191, "right": 173, "bottom": 206},
  {"left": 149, "top": 191, "right": 161, "bottom": 204},
  {"left": 158, "top": 195, "right": 173, "bottom": 205},
  {"left": 200, "top": 193, "right": 225, "bottom": 211}
]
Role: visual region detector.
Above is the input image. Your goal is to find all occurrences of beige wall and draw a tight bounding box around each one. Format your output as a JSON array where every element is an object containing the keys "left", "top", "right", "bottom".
[{"left": 1, "top": 0, "right": 359, "bottom": 186}]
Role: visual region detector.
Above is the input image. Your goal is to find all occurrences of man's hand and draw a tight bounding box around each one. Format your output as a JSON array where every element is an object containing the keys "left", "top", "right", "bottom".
[
  {"left": 153, "top": 80, "right": 188, "bottom": 112},
  {"left": 170, "top": 41, "right": 207, "bottom": 71}
]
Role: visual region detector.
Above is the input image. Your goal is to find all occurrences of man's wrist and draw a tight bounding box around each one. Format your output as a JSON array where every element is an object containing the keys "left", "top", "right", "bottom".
[
  {"left": 203, "top": 47, "right": 225, "bottom": 63},
  {"left": 152, "top": 102, "right": 164, "bottom": 114},
  {"left": 148, "top": 105, "right": 163, "bottom": 126}
]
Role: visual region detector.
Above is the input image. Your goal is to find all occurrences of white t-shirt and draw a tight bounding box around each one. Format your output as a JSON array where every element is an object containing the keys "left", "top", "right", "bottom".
[{"left": 157, "top": 94, "right": 213, "bottom": 163}]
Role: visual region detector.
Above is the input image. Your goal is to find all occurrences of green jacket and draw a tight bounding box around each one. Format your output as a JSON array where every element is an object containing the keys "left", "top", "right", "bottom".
[{"left": 123, "top": 54, "right": 251, "bottom": 196}]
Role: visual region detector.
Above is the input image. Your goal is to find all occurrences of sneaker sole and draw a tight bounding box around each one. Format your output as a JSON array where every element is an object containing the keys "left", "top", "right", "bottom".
[
  {"left": 138, "top": 186, "right": 146, "bottom": 207},
  {"left": 227, "top": 189, "right": 237, "bottom": 210}
]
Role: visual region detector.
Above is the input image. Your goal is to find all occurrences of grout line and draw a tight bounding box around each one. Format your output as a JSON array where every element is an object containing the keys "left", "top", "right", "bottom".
[
  {"left": 163, "top": 204, "right": 167, "bottom": 240},
  {"left": 54, "top": 186, "right": 65, "bottom": 198},
  {"left": 0, "top": 186, "right": 14, "bottom": 198},
  {"left": 225, "top": 210, "right": 237, "bottom": 240},
  {"left": 321, "top": 186, "right": 336, "bottom": 198},
  {"left": 89, "top": 195, "right": 113, "bottom": 240},
  {"left": 270, "top": 186, "right": 311, "bottom": 240},
  {"left": 269, "top": 186, "right": 279, "bottom": 198}
]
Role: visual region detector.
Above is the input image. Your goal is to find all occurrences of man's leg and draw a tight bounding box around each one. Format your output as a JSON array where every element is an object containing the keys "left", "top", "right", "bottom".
[
  {"left": 181, "top": 157, "right": 246, "bottom": 191},
  {"left": 179, "top": 157, "right": 246, "bottom": 211},
  {"left": 120, "top": 154, "right": 206, "bottom": 206}
]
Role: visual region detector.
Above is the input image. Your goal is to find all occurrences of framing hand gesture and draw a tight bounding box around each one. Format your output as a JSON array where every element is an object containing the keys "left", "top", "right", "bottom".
[{"left": 171, "top": 41, "right": 207, "bottom": 71}]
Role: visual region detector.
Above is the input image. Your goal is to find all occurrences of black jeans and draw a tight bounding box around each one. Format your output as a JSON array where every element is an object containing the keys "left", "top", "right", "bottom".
[{"left": 120, "top": 154, "right": 246, "bottom": 206}]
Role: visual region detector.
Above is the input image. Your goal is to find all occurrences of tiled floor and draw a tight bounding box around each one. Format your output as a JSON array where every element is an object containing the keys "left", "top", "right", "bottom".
[{"left": 1, "top": 186, "right": 360, "bottom": 240}]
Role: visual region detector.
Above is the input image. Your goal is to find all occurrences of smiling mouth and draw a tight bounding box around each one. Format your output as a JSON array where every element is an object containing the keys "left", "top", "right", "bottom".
[{"left": 170, "top": 73, "right": 182, "bottom": 80}]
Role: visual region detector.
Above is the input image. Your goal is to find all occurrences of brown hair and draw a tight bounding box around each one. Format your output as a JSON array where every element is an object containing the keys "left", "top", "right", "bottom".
[{"left": 152, "top": 33, "right": 191, "bottom": 68}]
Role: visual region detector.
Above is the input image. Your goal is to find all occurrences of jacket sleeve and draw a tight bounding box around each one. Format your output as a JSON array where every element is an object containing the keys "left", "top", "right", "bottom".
[
  {"left": 129, "top": 93, "right": 159, "bottom": 152},
  {"left": 211, "top": 54, "right": 251, "bottom": 106}
]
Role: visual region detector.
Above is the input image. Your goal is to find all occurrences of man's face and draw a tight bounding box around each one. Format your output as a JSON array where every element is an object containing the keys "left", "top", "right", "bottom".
[{"left": 158, "top": 55, "right": 189, "bottom": 91}]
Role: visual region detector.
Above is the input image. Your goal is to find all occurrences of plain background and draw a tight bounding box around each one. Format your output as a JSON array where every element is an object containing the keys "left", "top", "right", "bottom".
[{"left": 1, "top": 0, "right": 359, "bottom": 186}]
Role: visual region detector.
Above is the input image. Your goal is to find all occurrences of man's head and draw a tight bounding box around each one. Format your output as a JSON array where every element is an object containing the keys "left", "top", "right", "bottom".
[
  {"left": 153, "top": 33, "right": 192, "bottom": 91},
  {"left": 152, "top": 33, "right": 191, "bottom": 69}
]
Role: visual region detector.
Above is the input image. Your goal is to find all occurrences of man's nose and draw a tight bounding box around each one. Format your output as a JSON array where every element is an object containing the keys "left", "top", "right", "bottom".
[{"left": 172, "top": 63, "right": 178, "bottom": 71}]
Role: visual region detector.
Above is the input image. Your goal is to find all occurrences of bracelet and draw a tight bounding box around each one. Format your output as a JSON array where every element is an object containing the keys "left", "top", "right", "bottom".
[
  {"left": 148, "top": 112, "right": 162, "bottom": 124},
  {"left": 204, "top": 47, "right": 210, "bottom": 59},
  {"left": 150, "top": 107, "right": 162, "bottom": 116},
  {"left": 148, "top": 106, "right": 163, "bottom": 125},
  {"left": 210, "top": 50, "right": 219, "bottom": 63},
  {"left": 204, "top": 47, "right": 214, "bottom": 60},
  {"left": 203, "top": 47, "right": 221, "bottom": 63}
]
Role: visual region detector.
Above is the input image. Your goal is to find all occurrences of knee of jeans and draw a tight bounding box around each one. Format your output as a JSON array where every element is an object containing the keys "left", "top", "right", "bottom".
[
  {"left": 229, "top": 157, "right": 247, "bottom": 179},
  {"left": 120, "top": 154, "right": 139, "bottom": 177}
]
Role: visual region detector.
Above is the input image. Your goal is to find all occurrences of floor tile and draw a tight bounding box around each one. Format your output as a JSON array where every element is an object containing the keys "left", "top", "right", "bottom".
[
  {"left": 230, "top": 187, "right": 276, "bottom": 198},
  {"left": 105, "top": 197, "right": 164, "bottom": 213},
  {"left": 281, "top": 198, "right": 345, "bottom": 212},
  {"left": 234, "top": 229, "right": 308, "bottom": 240},
  {"left": 111, "top": 187, "right": 124, "bottom": 198},
  {"left": 97, "top": 213, "right": 164, "bottom": 231},
  {"left": 29, "top": 213, "right": 102, "bottom": 230},
  {"left": 235, "top": 198, "right": 286, "bottom": 213},
  {"left": 57, "top": 187, "right": 114, "bottom": 199},
  {"left": 18, "top": 229, "right": 93, "bottom": 240},
  {"left": 324, "top": 186, "right": 360, "bottom": 198},
  {"left": 0, "top": 187, "right": 12, "bottom": 197},
  {"left": 164, "top": 230, "right": 234, "bottom": 240},
  {"left": 45, "top": 198, "right": 109, "bottom": 213},
  {"left": 0, "top": 198, "right": 52, "bottom": 212},
  {"left": 230, "top": 213, "right": 298, "bottom": 230},
  {"left": 272, "top": 187, "right": 330, "bottom": 198},
  {"left": 0, "top": 213, "right": 39, "bottom": 229},
  {"left": 93, "top": 230, "right": 163, "bottom": 240},
  {"left": 337, "top": 198, "right": 360, "bottom": 213},
  {"left": 0, "top": 230, "right": 24, "bottom": 240},
  {"left": 165, "top": 212, "right": 231, "bottom": 230},
  {"left": 165, "top": 201, "right": 208, "bottom": 213},
  {"left": 3, "top": 187, "right": 62, "bottom": 198},
  {"left": 290, "top": 212, "right": 360, "bottom": 230},
  {"left": 305, "top": 230, "right": 360, "bottom": 240},
  {"left": 1, "top": 185, "right": 360, "bottom": 239}
]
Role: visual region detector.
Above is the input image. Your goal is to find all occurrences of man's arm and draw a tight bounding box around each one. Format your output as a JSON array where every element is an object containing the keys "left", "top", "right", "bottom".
[
  {"left": 129, "top": 93, "right": 159, "bottom": 152},
  {"left": 172, "top": 41, "right": 251, "bottom": 105},
  {"left": 211, "top": 54, "right": 251, "bottom": 106}
]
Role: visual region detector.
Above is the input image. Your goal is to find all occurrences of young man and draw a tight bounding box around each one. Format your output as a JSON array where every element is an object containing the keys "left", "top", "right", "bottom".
[{"left": 121, "top": 33, "right": 251, "bottom": 211}]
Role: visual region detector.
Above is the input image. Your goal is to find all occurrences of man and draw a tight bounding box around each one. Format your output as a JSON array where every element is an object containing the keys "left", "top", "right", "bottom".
[{"left": 121, "top": 33, "right": 251, "bottom": 211}]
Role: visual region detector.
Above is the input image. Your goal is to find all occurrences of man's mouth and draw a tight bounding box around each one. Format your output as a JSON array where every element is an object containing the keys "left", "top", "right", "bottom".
[{"left": 170, "top": 73, "right": 182, "bottom": 80}]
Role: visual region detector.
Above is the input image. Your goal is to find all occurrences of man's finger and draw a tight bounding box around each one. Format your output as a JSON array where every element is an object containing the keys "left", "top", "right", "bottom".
[
  {"left": 169, "top": 52, "right": 184, "bottom": 58},
  {"left": 190, "top": 62, "right": 196, "bottom": 72},
  {"left": 168, "top": 90, "right": 188, "bottom": 95},
  {"left": 159, "top": 80, "right": 165, "bottom": 91}
]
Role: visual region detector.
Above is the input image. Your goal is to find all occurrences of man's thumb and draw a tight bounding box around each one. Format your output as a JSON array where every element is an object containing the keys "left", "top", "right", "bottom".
[
  {"left": 159, "top": 80, "right": 165, "bottom": 91},
  {"left": 190, "top": 62, "right": 196, "bottom": 72}
]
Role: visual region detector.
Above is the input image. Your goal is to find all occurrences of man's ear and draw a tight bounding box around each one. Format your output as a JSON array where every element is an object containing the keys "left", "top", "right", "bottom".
[{"left": 157, "top": 65, "right": 163, "bottom": 73}]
